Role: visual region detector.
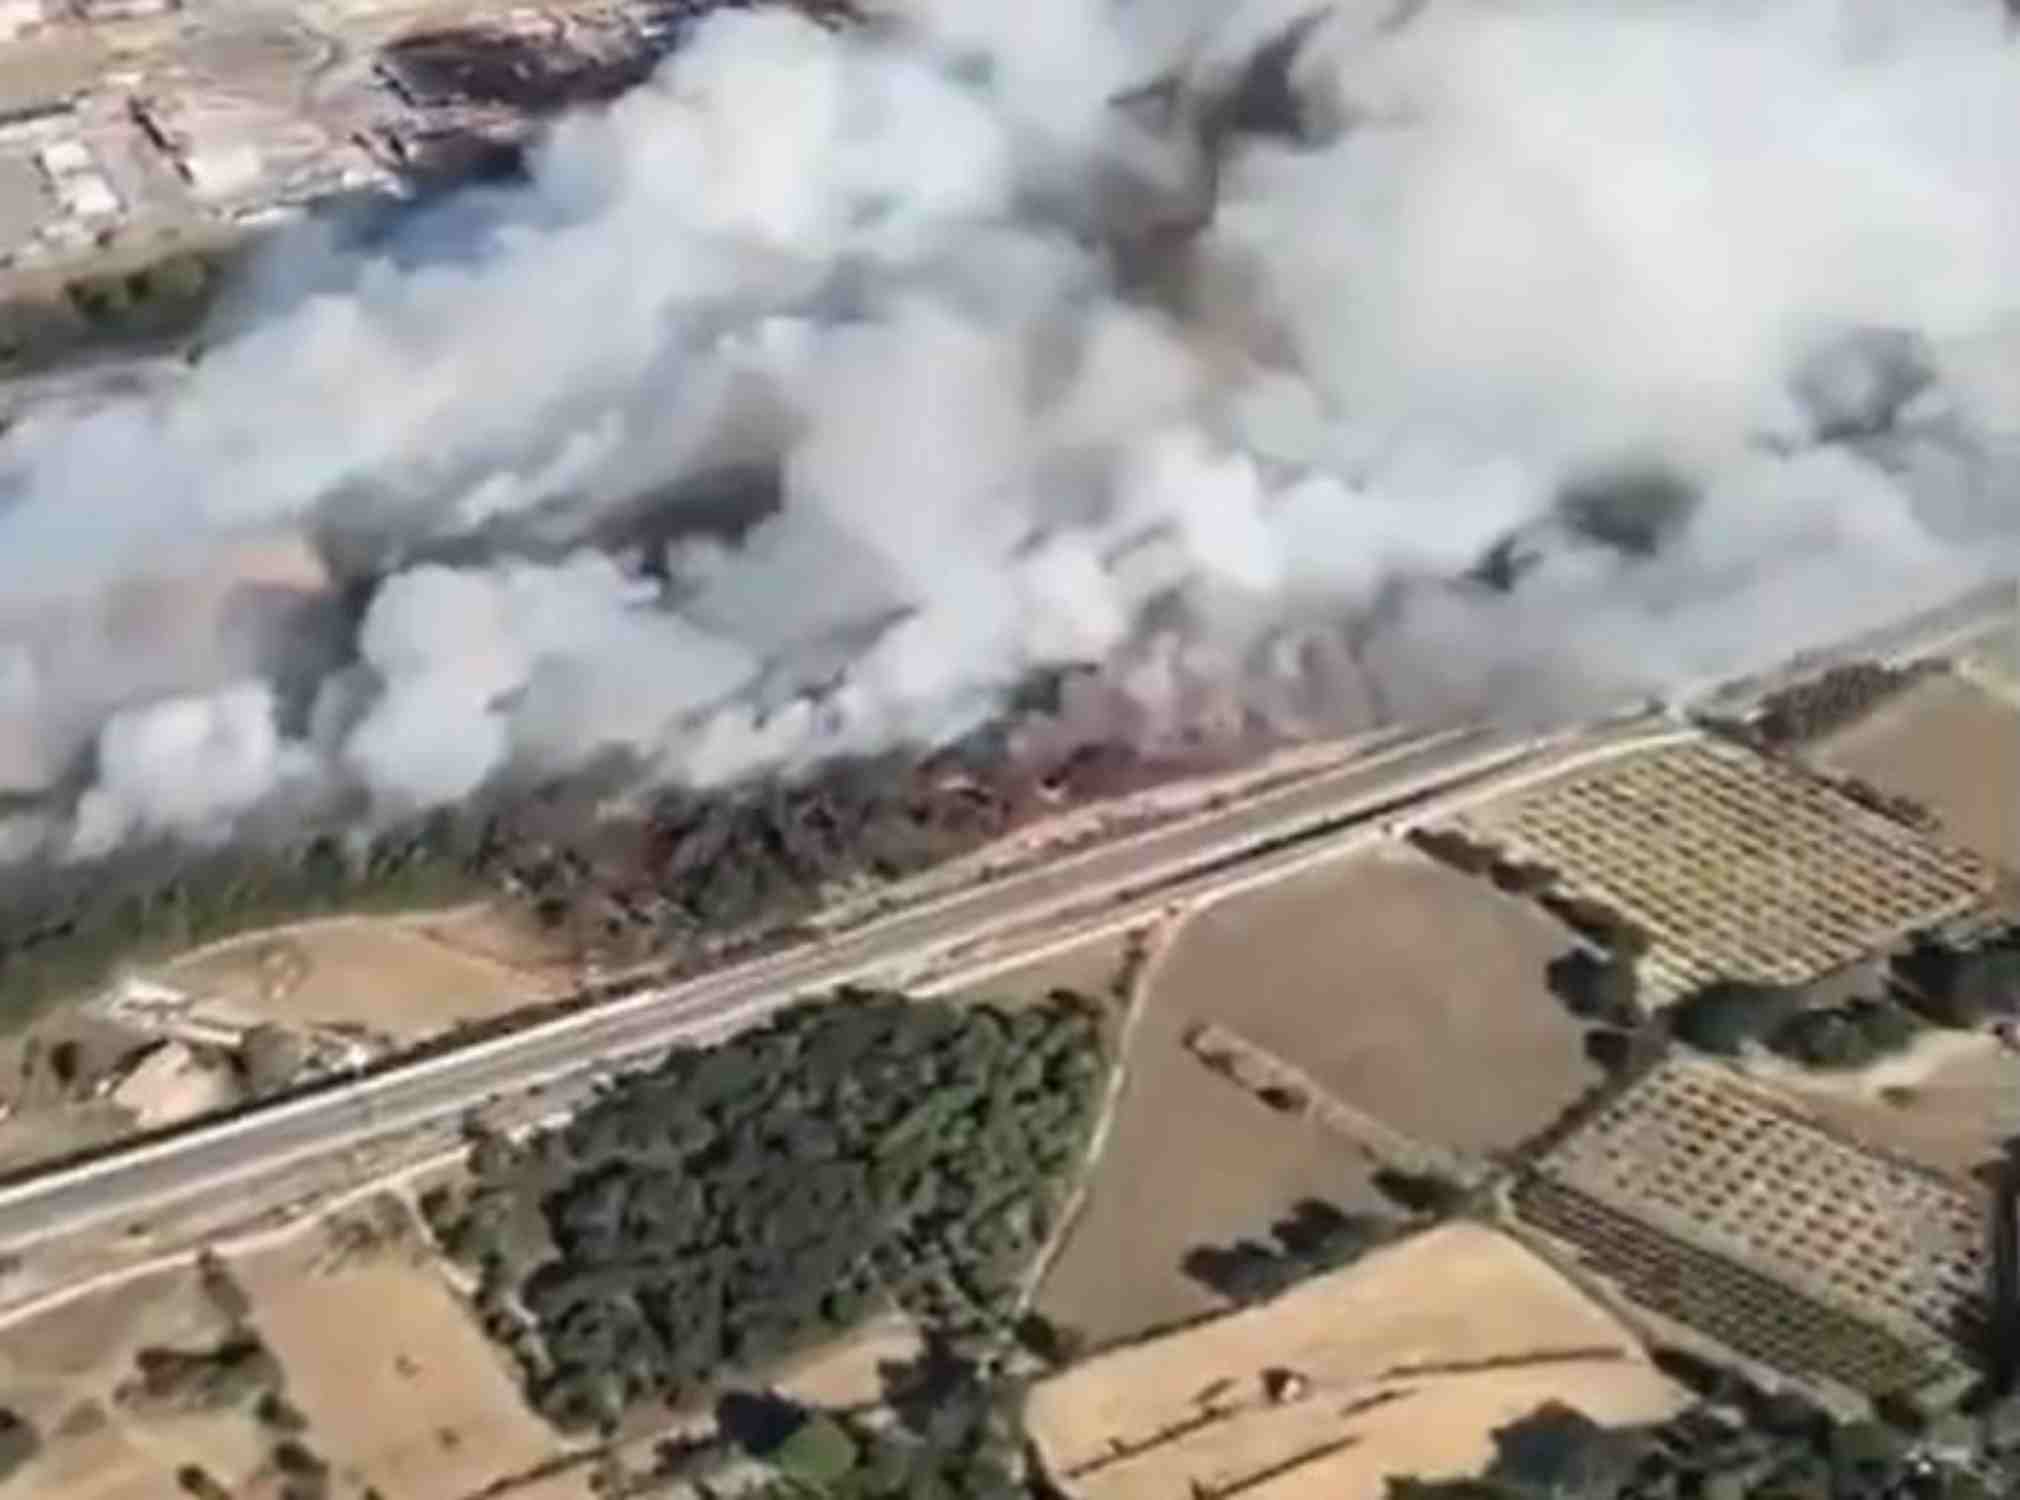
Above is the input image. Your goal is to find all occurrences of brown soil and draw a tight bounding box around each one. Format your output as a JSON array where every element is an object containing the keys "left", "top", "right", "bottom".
[
  {"left": 1151, "top": 844, "right": 1601, "bottom": 1159},
  {"left": 1033, "top": 944, "right": 1392, "bottom": 1350},
  {"left": 1809, "top": 673, "right": 2020, "bottom": 872},
  {"left": 1034, "top": 843, "right": 1604, "bottom": 1350}
]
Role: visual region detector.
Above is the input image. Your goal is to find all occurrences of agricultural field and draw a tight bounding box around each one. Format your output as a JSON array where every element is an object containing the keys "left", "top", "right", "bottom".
[
  {"left": 1030, "top": 964, "right": 1390, "bottom": 1349},
  {"left": 1514, "top": 1057, "right": 1985, "bottom": 1397},
  {"left": 1745, "top": 1028, "right": 2020, "bottom": 1183},
  {"left": 1034, "top": 842, "right": 1599, "bottom": 1348},
  {"left": 237, "top": 1195, "right": 565, "bottom": 1500},
  {"left": 143, "top": 906, "right": 573, "bottom": 1043},
  {"left": 1446, "top": 736, "right": 1993, "bottom": 1003},
  {"left": 1156, "top": 843, "right": 1603, "bottom": 1160},
  {"left": 1804, "top": 672, "right": 2020, "bottom": 874},
  {"left": 0, "top": 1263, "right": 274, "bottom": 1500},
  {"left": 1027, "top": 1223, "right": 1685, "bottom": 1500}
]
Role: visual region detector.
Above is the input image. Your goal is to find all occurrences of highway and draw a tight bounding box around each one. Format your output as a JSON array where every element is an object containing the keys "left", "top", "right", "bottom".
[
  {"left": 0, "top": 576, "right": 2009, "bottom": 1258},
  {"left": 0, "top": 715, "right": 1618, "bottom": 1255}
]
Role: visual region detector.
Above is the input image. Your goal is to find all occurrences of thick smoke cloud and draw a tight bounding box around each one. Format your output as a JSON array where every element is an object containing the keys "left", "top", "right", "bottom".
[{"left": 0, "top": 0, "right": 2017, "bottom": 856}]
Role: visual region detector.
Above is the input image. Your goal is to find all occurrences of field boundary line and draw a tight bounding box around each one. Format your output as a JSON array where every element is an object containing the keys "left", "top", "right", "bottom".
[{"left": 1011, "top": 918, "right": 1170, "bottom": 1326}]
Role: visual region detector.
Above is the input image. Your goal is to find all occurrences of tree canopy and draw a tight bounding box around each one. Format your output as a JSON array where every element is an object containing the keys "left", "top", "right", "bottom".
[{"left": 429, "top": 989, "right": 1106, "bottom": 1430}]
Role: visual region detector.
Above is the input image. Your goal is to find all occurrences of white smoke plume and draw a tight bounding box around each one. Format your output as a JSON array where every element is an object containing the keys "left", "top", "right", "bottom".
[{"left": 0, "top": 0, "right": 2017, "bottom": 855}]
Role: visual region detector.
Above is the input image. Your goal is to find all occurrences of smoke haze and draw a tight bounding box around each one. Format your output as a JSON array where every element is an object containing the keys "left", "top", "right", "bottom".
[{"left": 1, "top": 0, "right": 2017, "bottom": 855}]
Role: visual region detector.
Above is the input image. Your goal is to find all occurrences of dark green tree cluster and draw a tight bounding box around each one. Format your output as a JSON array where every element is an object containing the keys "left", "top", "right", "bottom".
[
  {"left": 1892, "top": 927, "right": 2020, "bottom": 1029},
  {"left": 1764, "top": 999, "right": 1920, "bottom": 1072},
  {"left": 1546, "top": 948, "right": 1643, "bottom": 1031},
  {"left": 269, "top": 1437, "right": 333, "bottom": 1500},
  {"left": 124, "top": 1337, "right": 282, "bottom": 1414},
  {"left": 1667, "top": 981, "right": 1920, "bottom": 1071},
  {"left": 123, "top": 1252, "right": 303, "bottom": 1424},
  {"left": 742, "top": 1408, "right": 1021, "bottom": 1500},
  {"left": 429, "top": 990, "right": 1105, "bottom": 1430},
  {"left": 705, "top": 1348, "right": 1025, "bottom": 1500},
  {"left": 1182, "top": 1198, "right": 1396, "bottom": 1306},
  {"left": 1386, "top": 1383, "right": 1995, "bottom": 1500},
  {"left": 0, "top": 814, "right": 492, "bottom": 1030},
  {"left": 1667, "top": 983, "right": 1805, "bottom": 1058}
]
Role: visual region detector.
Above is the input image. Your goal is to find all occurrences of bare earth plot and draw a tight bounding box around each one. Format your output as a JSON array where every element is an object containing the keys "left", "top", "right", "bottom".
[
  {"left": 1034, "top": 847, "right": 1604, "bottom": 1349},
  {"left": 239, "top": 1201, "right": 564, "bottom": 1500},
  {"left": 1027, "top": 1222, "right": 1685, "bottom": 1500},
  {"left": 145, "top": 907, "right": 571, "bottom": 1043},
  {"left": 1804, "top": 673, "right": 2020, "bottom": 873},
  {"left": 1156, "top": 844, "right": 1602, "bottom": 1160},
  {"left": 0, "top": 1264, "right": 273, "bottom": 1500},
  {"left": 1032, "top": 940, "right": 1390, "bottom": 1349},
  {"left": 1447, "top": 736, "right": 1993, "bottom": 1004}
]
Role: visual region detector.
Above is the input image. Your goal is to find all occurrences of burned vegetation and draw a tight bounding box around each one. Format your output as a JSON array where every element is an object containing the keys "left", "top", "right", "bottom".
[
  {"left": 1724, "top": 660, "right": 1945, "bottom": 751},
  {"left": 423, "top": 989, "right": 1106, "bottom": 1431},
  {"left": 0, "top": 721, "right": 1202, "bottom": 1032}
]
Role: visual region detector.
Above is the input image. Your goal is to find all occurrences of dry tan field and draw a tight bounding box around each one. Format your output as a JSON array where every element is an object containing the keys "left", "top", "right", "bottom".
[
  {"left": 0, "top": 1013, "right": 167, "bottom": 1173},
  {"left": 0, "top": 1095, "right": 135, "bottom": 1175},
  {"left": 237, "top": 1200, "right": 563, "bottom": 1500},
  {"left": 1807, "top": 673, "right": 2020, "bottom": 873},
  {"left": 1034, "top": 847, "right": 1602, "bottom": 1348},
  {"left": 0, "top": 1263, "right": 277, "bottom": 1500},
  {"left": 1027, "top": 1222, "right": 1685, "bottom": 1500},
  {"left": 1157, "top": 844, "right": 1602, "bottom": 1158},
  {"left": 147, "top": 906, "right": 571, "bottom": 1043}
]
